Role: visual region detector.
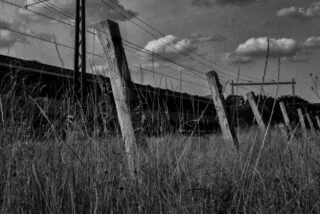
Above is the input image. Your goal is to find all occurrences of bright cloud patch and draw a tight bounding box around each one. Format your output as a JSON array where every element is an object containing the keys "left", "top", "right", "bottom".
[
  {"left": 235, "top": 37, "right": 299, "bottom": 57},
  {"left": 0, "top": 18, "right": 53, "bottom": 49},
  {"left": 276, "top": 2, "right": 320, "bottom": 20},
  {"left": 189, "top": 33, "right": 227, "bottom": 43},
  {"left": 18, "top": 0, "right": 137, "bottom": 25},
  {"left": 224, "top": 37, "right": 302, "bottom": 64},
  {"left": 92, "top": 64, "right": 109, "bottom": 76},
  {"left": 304, "top": 36, "right": 320, "bottom": 48},
  {"left": 222, "top": 52, "right": 254, "bottom": 64},
  {"left": 141, "top": 35, "right": 198, "bottom": 61}
]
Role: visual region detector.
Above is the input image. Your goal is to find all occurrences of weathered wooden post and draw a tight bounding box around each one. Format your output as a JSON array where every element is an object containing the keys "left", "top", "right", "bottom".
[
  {"left": 95, "top": 20, "right": 138, "bottom": 179},
  {"left": 231, "top": 80, "right": 234, "bottom": 95},
  {"left": 246, "top": 92, "right": 266, "bottom": 132},
  {"left": 206, "top": 71, "right": 239, "bottom": 151},
  {"left": 279, "top": 101, "right": 292, "bottom": 132},
  {"left": 306, "top": 113, "right": 315, "bottom": 133},
  {"left": 297, "top": 108, "right": 307, "bottom": 137},
  {"left": 140, "top": 65, "right": 143, "bottom": 84},
  {"left": 316, "top": 115, "right": 320, "bottom": 130}
]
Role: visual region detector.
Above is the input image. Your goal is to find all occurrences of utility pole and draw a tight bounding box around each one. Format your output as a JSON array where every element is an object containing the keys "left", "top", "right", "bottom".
[
  {"left": 292, "top": 78, "right": 295, "bottom": 96},
  {"left": 74, "top": 0, "right": 86, "bottom": 105},
  {"left": 231, "top": 80, "right": 234, "bottom": 95}
]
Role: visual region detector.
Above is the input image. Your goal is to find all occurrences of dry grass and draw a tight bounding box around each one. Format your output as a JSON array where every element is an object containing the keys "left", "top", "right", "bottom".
[
  {"left": 0, "top": 92, "right": 320, "bottom": 213},
  {"left": 1, "top": 113, "right": 320, "bottom": 213}
]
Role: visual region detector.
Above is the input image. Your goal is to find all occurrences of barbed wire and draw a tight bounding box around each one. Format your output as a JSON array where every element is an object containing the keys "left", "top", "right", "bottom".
[
  {"left": 103, "top": 0, "right": 266, "bottom": 82},
  {"left": 2, "top": 0, "right": 295, "bottom": 98},
  {"left": 20, "top": 0, "right": 263, "bottom": 83},
  {"left": 128, "top": 64, "right": 209, "bottom": 89},
  {"left": 4, "top": 0, "right": 213, "bottom": 83}
]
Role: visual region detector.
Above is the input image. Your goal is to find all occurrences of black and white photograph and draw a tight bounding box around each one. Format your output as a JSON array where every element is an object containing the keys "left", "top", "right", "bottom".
[{"left": 1, "top": 0, "right": 320, "bottom": 213}]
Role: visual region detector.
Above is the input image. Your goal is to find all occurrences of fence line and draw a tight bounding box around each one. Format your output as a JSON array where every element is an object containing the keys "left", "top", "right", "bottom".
[{"left": 2, "top": 0, "right": 272, "bottom": 85}]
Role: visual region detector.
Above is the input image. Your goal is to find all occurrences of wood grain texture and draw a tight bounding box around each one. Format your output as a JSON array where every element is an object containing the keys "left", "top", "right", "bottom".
[
  {"left": 206, "top": 71, "right": 239, "bottom": 151},
  {"left": 297, "top": 108, "right": 307, "bottom": 136},
  {"left": 246, "top": 92, "right": 266, "bottom": 132},
  {"left": 95, "top": 20, "right": 137, "bottom": 179},
  {"left": 306, "top": 113, "right": 315, "bottom": 133},
  {"left": 279, "top": 102, "right": 292, "bottom": 132}
]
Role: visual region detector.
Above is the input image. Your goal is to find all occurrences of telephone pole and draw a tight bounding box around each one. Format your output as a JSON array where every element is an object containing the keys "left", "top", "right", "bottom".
[{"left": 74, "top": 0, "right": 86, "bottom": 105}]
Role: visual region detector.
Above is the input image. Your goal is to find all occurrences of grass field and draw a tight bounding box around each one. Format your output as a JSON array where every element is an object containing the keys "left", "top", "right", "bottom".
[{"left": 1, "top": 110, "right": 320, "bottom": 214}]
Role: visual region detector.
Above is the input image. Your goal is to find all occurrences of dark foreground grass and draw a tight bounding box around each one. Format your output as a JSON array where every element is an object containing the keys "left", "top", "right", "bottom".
[{"left": 1, "top": 124, "right": 320, "bottom": 213}]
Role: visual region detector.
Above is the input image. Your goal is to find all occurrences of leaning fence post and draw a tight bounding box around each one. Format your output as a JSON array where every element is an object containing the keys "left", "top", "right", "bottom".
[
  {"left": 279, "top": 101, "right": 292, "bottom": 132},
  {"left": 306, "top": 113, "right": 315, "bottom": 133},
  {"left": 95, "top": 20, "right": 138, "bottom": 180},
  {"left": 297, "top": 108, "right": 307, "bottom": 137},
  {"left": 246, "top": 92, "right": 266, "bottom": 132},
  {"left": 316, "top": 115, "right": 320, "bottom": 130},
  {"left": 206, "top": 71, "right": 239, "bottom": 151}
]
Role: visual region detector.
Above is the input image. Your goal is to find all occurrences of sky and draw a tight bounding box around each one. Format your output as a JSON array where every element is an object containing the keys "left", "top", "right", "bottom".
[{"left": 1, "top": 0, "right": 320, "bottom": 102}]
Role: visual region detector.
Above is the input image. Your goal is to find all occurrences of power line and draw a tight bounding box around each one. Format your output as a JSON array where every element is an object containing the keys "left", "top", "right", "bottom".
[
  {"left": 29, "top": 0, "right": 207, "bottom": 80},
  {"left": 18, "top": 0, "right": 277, "bottom": 86},
  {"left": 2, "top": 0, "right": 279, "bottom": 96},
  {"left": 103, "top": 0, "right": 265, "bottom": 82},
  {"left": 20, "top": 0, "right": 264, "bottom": 86},
  {"left": 6, "top": 0, "right": 211, "bottom": 82},
  {"left": 25, "top": 0, "right": 49, "bottom": 8},
  {"left": 128, "top": 64, "right": 208, "bottom": 89},
  {"left": 2, "top": 23, "right": 210, "bottom": 93}
]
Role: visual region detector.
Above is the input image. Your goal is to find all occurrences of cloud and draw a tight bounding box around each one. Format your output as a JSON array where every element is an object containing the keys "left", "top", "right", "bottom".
[
  {"left": 0, "top": 19, "right": 22, "bottom": 48},
  {"left": 139, "top": 33, "right": 224, "bottom": 62},
  {"left": 189, "top": 0, "right": 256, "bottom": 7},
  {"left": 285, "top": 51, "right": 311, "bottom": 63},
  {"left": 222, "top": 52, "right": 254, "bottom": 64},
  {"left": 0, "top": 18, "right": 54, "bottom": 49},
  {"left": 140, "top": 35, "right": 198, "bottom": 61},
  {"left": 139, "top": 62, "right": 161, "bottom": 69},
  {"left": 224, "top": 36, "right": 320, "bottom": 64},
  {"left": 189, "top": 33, "right": 227, "bottom": 43},
  {"left": 304, "top": 36, "right": 320, "bottom": 48},
  {"left": 276, "top": 2, "right": 320, "bottom": 20},
  {"left": 223, "top": 37, "right": 304, "bottom": 64},
  {"left": 18, "top": 0, "right": 137, "bottom": 25},
  {"left": 234, "top": 37, "right": 299, "bottom": 57},
  {"left": 91, "top": 64, "right": 109, "bottom": 76}
]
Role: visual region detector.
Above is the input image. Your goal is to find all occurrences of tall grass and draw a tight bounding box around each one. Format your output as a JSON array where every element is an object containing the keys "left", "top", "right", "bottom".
[{"left": 1, "top": 92, "right": 320, "bottom": 213}]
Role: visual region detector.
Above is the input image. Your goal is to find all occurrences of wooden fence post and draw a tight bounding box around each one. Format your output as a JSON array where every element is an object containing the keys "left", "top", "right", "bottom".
[
  {"left": 95, "top": 20, "right": 138, "bottom": 179},
  {"left": 279, "top": 101, "right": 292, "bottom": 132},
  {"left": 206, "top": 71, "right": 239, "bottom": 151},
  {"left": 297, "top": 108, "right": 307, "bottom": 136},
  {"left": 246, "top": 92, "right": 266, "bottom": 132},
  {"left": 306, "top": 113, "right": 315, "bottom": 133},
  {"left": 316, "top": 115, "right": 320, "bottom": 130}
]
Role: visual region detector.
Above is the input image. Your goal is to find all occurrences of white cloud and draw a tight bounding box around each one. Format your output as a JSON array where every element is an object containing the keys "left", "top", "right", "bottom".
[
  {"left": 18, "top": 0, "right": 137, "bottom": 25},
  {"left": 304, "top": 36, "right": 320, "bottom": 48},
  {"left": 224, "top": 35, "right": 320, "bottom": 64},
  {"left": 223, "top": 37, "right": 304, "bottom": 64},
  {"left": 0, "top": 18, "right": 53, "bottom": 49},
  {"left": 276, "top": 2, "right": 320, "bottom": 20},
  {"left": 140, "top": 35, "right": 198, "bottom": 61},
  {"left": 139, "top": 62, "right": 161, "bottom": 69},
  {"left": 234, "top": 37, "right": 299, "bottom": 57},
  {"left": 91, "top": 64, "right": 109, "bottom": 76},
  {"left": 189, "top": 33, "right": 227, "bottom": 43},
  {"left": 222, "top": 52, "right": 254, "bottom": 64}
]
